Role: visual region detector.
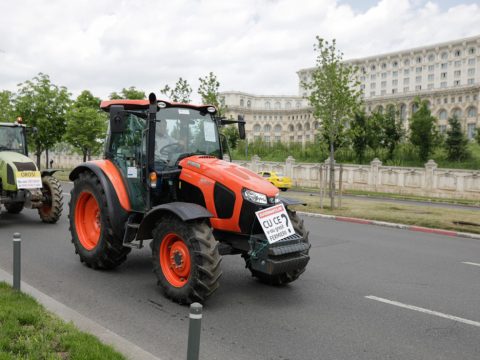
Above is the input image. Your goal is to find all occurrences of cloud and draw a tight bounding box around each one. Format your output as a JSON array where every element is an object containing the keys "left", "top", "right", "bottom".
[{"left": 0, "top": 0, "right": 479, "bottom": 101}]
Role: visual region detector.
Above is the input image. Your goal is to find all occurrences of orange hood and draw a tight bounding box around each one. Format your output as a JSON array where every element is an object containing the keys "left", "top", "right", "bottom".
[{"left": 179, "top": 156, "right": 279, "bottom": 197}]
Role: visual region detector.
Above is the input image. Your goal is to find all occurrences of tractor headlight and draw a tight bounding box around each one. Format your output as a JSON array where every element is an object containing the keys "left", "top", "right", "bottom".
[{"left": 242, "top": 189, "right": 268, "bottom": 205}]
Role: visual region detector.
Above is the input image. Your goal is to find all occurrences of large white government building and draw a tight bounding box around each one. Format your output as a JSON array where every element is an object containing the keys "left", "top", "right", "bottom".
[{"left": 220, "top": 35, "right": 480, "bottom": 145}]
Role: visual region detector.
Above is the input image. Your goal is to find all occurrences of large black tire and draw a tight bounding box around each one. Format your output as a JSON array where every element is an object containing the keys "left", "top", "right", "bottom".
[
  {"left": 69, "top": 171, "right": 130, "bottom": 269},
  {"left": 151, "top": 216, "right": 222, "bottom": 304},
  {"left": 244, "top": 209, "right": 309, "bottom": 285},
  {"left": 5, "top": 202, "right": 24, "bottom": 214},
  {"left": 38, "top": 175, "right": 63, "bottom": 223}
]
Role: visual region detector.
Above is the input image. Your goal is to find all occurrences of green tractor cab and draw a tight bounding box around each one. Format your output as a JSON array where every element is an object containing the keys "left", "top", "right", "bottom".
[{"left": 0, "top": 121, "right": 63, "bottom": 222}]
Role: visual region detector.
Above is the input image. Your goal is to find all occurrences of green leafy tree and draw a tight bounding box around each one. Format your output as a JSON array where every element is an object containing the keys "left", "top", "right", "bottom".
[
  {"left": 15, "top": 73, "right": 71, "bottom": 168},
  {"left": 64, "top": 90, "right": 106, "bottom": 162},
  {"left": 223, "top": 125, "right": 240, "bottom": 150},
  {"left": 349, "top": 112, "right": 368, "bottom": 163},
  {"left": 198, "top": 72, "right": 226, "bottom": 116},
  {"left": 445, "top": 115, "right": 469, "bottom": 161},
  {"left": 110, "top": 86, "right": 145, "bottom": 100},
  {"left": 366, "top": 111, "right": 384, "bottom": 157},
  {"left": 381, "top": 106, "right": 404, "bottom": 160},
  {"left": 160, "top": 77, "right": 192, "bottom": 103},
  {"left": 0, "top": 90, "right": 16, "bottom": 122},
  {"left": 476, "top": 127, "right": 480, "bottom": 146},
  {"left": 303, "top": 37, "right": 362, "bottom": 208},
  {"left": 409, "top": 98, "right": 438, "bottom": 162}
]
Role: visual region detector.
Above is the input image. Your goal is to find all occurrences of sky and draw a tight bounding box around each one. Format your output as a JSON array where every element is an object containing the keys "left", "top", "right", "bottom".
[{"left": 0, "top": 0, "right": 479, "bottom": 102}]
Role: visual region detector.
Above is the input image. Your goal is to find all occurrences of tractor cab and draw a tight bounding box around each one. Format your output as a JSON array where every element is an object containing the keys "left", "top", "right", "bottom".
[{"left": 0, "top": 122, "right": 28, "bottom": 155}]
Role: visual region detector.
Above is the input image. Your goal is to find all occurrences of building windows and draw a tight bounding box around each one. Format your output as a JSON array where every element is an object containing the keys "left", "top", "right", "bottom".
[
  {"left": 454, "top": 60, "right": 461, "bottom": 67},
  {"left": 381, "top": 63, "right": 387, "bottom": 69},
  {"left": 428, "top": 74, "right": 434, "bottom": 81},
  {"left": 403, "top": 87, "right": 409, "bottom": 93},
  {"left": 468, "top": 124, "right": 476, "bottom": 139},
  {"left": 392, "top": 71, "right": 398, "bottom": 77},
  {"left": 404, "top": 78, "right": 410, "bottom": 85},
  {"left": 440, "top": 81, "right": 447, "bottom": 88},
  {"left": 439, "top": 110, "right": 447, "bottom": 120},
  {"left": 392, "top": 88, "right": 397, "bottom": 94},
  {"left": 454, "top": 70, "right": 461, "bottom": 77},
  {"left": 392, "top": 79, "right": 398, "bottom": 86},
  {"left": 428, "top": 83, "right": 434, "bottom": 89},
  {"left": 264, "top": 124, "right": 271, "bottom": 132},
  {"left": 371, "top": 74, "right": 376, "bottom": 80},
  {"left": 468, "top": 47, "right": 476, "bottom": 55},
  {"left": 454, "top": 80, "right": 460, "bottom": 86},
  {"left": 452, "top": 108, "right": 462, "bottom": 118},
  {"left": 247, "top": 100, "right": 251, "bottom": 108},
  {"left": 415, "top": 85, "right": 422, "bottom": 91},
  {"left": 393, "top": 61, "right": 398, "bottom": 67},
  {"left": 360, "top": 84, "right": 365, "bottom": 90},
  {"left": 371, "top": 83, "right": 376, "bottom": 89},
  {"left": 467, "top": 107, "right": 477, "bottom": 117},
  {"left": 428, "top": 54, "right": 435, "bottom": 62},
  {"left": 296, "top": 101, "right": 301, "bottom": 108},
  {"left": 381, "top": 81, "right": 386, "bottom": 88},
  {"left": 428, "top": 65, "right": 434, "bottom": 72},
  {"left": 370, "top": 91, "right": 376, "bottom": 97},
  {"left": 454, "top": 49, "right": 461, "bottom": 57},
  {"left": 468, "top": 58, "right": 476, "bottom": 65},
  {"left": 265, "top": 101, "right": 271, "bottom": 109},
  {"left": 400, "top": 104, "right": 407, "bottom": 120},
  {"left": 289, "top": 136, "right": 294, "bottom": 142},
  {"left": 468, "top": 78, "right": 475, "bottom": 85},
  {"left": 416, "top": 67, "right": 422, "bottom": 73},
  {"left": 297, "top": 135, "right": 302, "bottom": 142},
  {"left": 274, "top": 102, "right": 281, "bottom": 110},
  {"left": 441, "top": 52, "right": 448, "bottom": 60},
  {"left": 416, "top": 56, "right": 422, "bottom": 63},
  {"left": 404, "top": 69, "right": 410, "bottom": 75},
  {"left": 264, "top": 136, "right": 270, "bottom": 143},
  {"left": 253, "top": 124, "right": 261, "bottom": 132},
  {"left": 240, "top": 99, "right": 244, "bottom": 107},
  {"left": 275, "top": 136, "right": 281, "bottom": 142},
  {"left": 416, "top": 76, "right": 422, "bottom": 83},
  {"left": 404, "top": 59, "right": 410, "bottom": 66},
  {"left": 468, "top": 68, "right": 475, "bottom": 76},
  {"left": 441, "top": 72, "right": 447, "bottom": 79},
  {"left": 371, "top": 65, "right": 376, "bottom": 71},
  {"left": 441, "top": 63, "right": 448, "bottom": 69},
  {"left": 381, "top": 72, "right": 387, "bottom": 78}
]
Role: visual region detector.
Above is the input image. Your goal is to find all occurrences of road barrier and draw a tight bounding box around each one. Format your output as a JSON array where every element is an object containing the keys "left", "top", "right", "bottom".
[
  {"left": 187, "top": 302, "right": 203, "bottom": 360},
  {"left": 13, "top": 233, "right": 21, "bottom": 290}
]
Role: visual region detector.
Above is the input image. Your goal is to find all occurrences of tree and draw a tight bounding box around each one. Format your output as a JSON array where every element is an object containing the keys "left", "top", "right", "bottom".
[
  {"left": 223, "top": 125, "right": 240, "bottom": 150},
  {"left": 15, "top": 73, "right": 71, "bottom": 168},
  {"left": 476, "top": 127, "right": 480, "bottom": 146},
  {"left": 110, "top": 86, "right": 145, "bottom": 100},
  {"left": 445, "top": 115, "right": 469, "bottom": 161},
  {"left": 409, "top": 98, "right": 437, "bottom": 162},
  {"left": 64, "top": 90, "right": 107, "bottom": 162},
  {"left": 198, "top": 72, "right": 226, "bottom": 116},
  {"left": 160, "top": 77, "right": 192, "bottom": 103},
  {"left": 303, "top": 37, "right": 362, "bottom": 208},
  {"left": 349, "top": 112, "right": 368, "bottom": 163},
  {"left": 381, "top": 106, "right": 404, "bottom": 160},
  {"left": 366, "top": 111, "right": 384, "bottom": 157},
  {"left": 0, "top": 90, "right": 16, "bottom": 122}
]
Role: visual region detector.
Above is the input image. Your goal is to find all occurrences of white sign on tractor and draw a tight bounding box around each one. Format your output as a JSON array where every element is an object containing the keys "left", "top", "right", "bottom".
[{"left": 255, "top": 203, "right": 295, "bottom": 244}]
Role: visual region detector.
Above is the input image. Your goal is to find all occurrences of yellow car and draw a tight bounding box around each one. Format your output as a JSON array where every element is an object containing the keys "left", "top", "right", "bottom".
[{"left": 259, "top": 171, "right": 292, "bottom": 191}]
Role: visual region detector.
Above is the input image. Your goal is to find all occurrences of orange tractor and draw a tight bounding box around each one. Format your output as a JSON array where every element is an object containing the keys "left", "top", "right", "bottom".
[{"left": 69, "top": 93, "right": 310, "bottom": 304}]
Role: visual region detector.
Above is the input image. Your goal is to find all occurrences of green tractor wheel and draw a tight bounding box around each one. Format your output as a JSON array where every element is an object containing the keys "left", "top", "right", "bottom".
[{"left": 38, "top": 175, "right": 63, "bottom": 223}]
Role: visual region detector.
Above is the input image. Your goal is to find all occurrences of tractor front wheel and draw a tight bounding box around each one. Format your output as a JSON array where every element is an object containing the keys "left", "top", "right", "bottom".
[
  {"left": 69, "top": 171, "right": 130, "bottom": 269},
  {"left": 151, "top": 216, "right": 222, "bottom": 304},
  {"left": 38, "top": 176, "right": 63, "bottom": 223}
]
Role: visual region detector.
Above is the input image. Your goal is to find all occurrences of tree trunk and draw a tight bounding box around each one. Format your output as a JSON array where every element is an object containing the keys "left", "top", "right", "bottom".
[
  {"left": 83, "top": 150, "right": 87, "bottom": 163},
  {"left": 45, "top": 148, "right": 49, "bottom": 169},
  {"left": 36, "top": 148, "right": 41, "bottom": 169},
  {"left": 329, "top": 140, "right": 335, "bottom": 209}
]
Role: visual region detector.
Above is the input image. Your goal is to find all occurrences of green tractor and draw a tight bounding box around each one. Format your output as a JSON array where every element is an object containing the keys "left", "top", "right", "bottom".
[{"left": 0, "top": 121, "right": 63, "bottom": 222}]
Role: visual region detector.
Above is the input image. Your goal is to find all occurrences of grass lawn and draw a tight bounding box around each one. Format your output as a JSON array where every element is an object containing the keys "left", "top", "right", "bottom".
[
  {"left": 0, "top": 282, "right": 125, "bottom": 360},
  {"left": 287, "top": 192, "right": 480, "bottom": 235}
]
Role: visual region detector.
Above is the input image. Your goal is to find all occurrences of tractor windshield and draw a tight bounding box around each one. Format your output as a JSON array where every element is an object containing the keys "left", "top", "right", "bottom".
[
  {"left": 155, "top": 108, "right": 220, "bottom": 165},
  {"left": 0, "top": 125, "right": 26, "bottom": 154}
]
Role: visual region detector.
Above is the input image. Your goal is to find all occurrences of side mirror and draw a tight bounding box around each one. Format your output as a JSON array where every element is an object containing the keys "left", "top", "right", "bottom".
[
  {"left": 110, "top": 105, "right": 126, "bottom": 133},
  {"left": 238, "top": 115, "right": 246, "bottom": 140}
]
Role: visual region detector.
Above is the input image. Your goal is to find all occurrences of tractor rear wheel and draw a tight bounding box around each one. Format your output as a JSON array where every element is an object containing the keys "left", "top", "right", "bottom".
[
  {"left": 5, "top": 202, "right": 24, "bottom": 214},
  {"left": 69, "top": 171, "right": 130, "bottom": 269},
  {"left": 38, "top": 175, "right": 63, "bottom": 223},
  {"left": 244, "top": 209, "right": 309, "bottom": 285},
  {"left": 151, "top": 216, "right": 222, "bottom": 304}
]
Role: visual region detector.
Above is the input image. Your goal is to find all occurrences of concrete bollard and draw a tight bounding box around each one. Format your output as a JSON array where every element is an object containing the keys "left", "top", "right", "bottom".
[
  {"left": 13, "top": 233, "right": 21, "bottom": 291},
  {"left": 186, "top": 302, "right": 203, "bottom": 360}
]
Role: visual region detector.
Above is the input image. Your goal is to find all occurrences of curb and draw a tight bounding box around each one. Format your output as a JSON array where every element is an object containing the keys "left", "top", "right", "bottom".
[
  {"left": 0, "top": 268, "right": 161, "bottom": 360},
  {"left": 297, "top": 211, "right": 480, "bottom": 240}
]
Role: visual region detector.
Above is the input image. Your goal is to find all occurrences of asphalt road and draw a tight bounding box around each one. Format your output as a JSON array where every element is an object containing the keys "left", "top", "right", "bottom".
[{"left": 0, "top": 188, "right": 479, "bottom": 360}]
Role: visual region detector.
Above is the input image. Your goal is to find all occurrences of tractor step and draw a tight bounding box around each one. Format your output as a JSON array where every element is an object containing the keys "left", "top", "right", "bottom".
[{"left": 123, "top": 219, "right": 143, "bottom": 249}]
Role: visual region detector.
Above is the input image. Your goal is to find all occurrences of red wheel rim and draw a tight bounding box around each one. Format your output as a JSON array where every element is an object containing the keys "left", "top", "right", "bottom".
[
  {"left": 159, "top": 233, "right": 191, "bottom": 288},
  {"left": 75, "top": 192, "right": 101, "bottom": 250}
]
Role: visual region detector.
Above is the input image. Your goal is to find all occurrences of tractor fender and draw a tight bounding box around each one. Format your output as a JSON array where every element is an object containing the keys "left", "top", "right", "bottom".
[
  {"left": 280, "top": 196, "right": 306, "bottom": 207},
  {"left": 69, "top": 163, "right": 129, "bottom": 240},
  {"left": 136, "top": 202, "right": 213, "bottom": 241},
  {"left": 41, "top": 169, "right": 61, "bottom": 177}
]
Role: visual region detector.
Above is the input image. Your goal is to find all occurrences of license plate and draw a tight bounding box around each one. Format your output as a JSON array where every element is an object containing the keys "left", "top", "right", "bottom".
[
  {"left": 255, "top": 204, "right": 295, "bottom": 244},
  {"left": 16, "top": 171, "right": 42, "bottom": 189}
]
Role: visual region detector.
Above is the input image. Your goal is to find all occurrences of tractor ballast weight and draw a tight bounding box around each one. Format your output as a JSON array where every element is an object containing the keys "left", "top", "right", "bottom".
[{"left": 68, "top": 94, "right": 310, "bottom": 304}]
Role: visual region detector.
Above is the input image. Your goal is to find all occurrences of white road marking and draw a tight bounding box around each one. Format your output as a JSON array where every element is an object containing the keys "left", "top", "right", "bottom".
[
  {"left": 462, "top": 261, "right": 480, "bottom": 267},
  {"left": 365, "top": 295, "right": 480, "bottom": 328}
]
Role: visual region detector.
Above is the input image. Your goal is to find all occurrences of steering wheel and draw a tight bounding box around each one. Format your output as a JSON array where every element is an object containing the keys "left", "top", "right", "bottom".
[{"left": 159, "top": 142, "right": 184, "bottom": 156}]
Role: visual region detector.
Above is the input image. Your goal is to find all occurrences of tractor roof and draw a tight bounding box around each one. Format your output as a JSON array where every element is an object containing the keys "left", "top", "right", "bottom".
[
  {"left": 0, "top": 122, "right": 25, "bottom": 128},
  {"left": 100, "top": 99, "right": 216, "bottom": 113}
]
